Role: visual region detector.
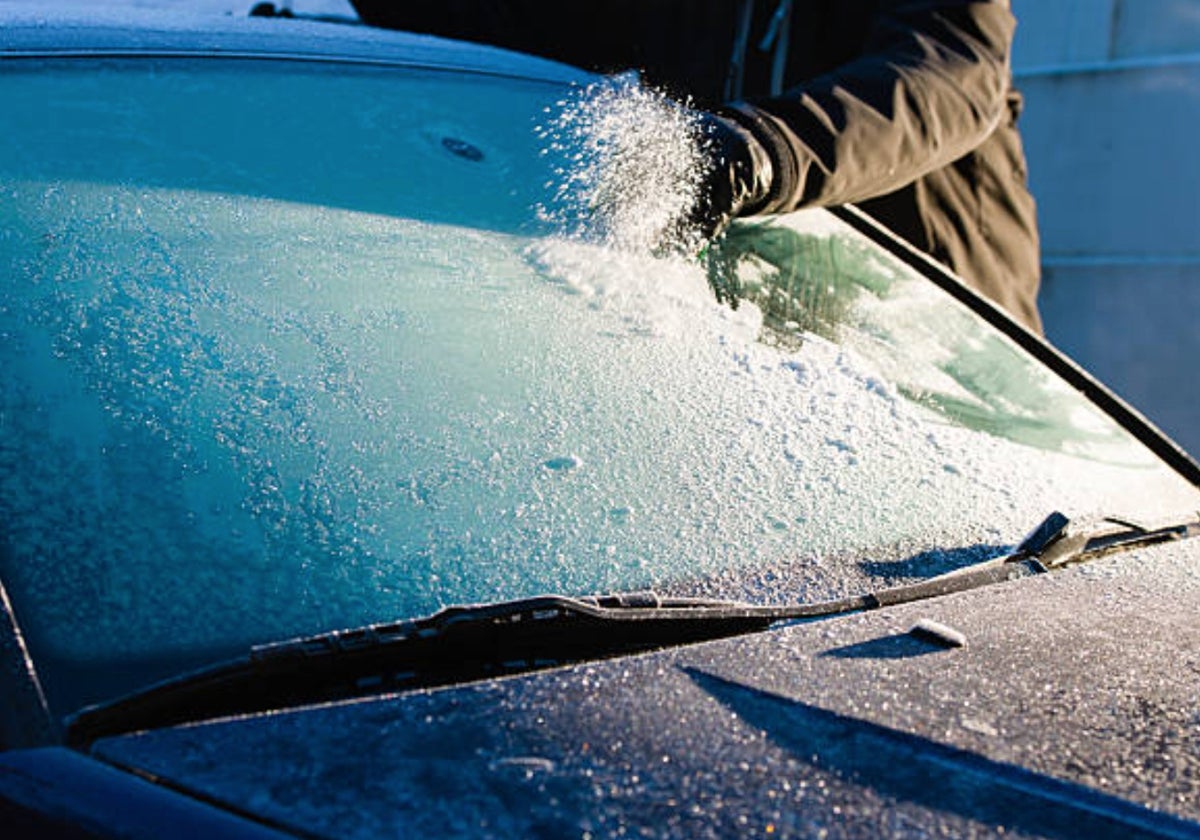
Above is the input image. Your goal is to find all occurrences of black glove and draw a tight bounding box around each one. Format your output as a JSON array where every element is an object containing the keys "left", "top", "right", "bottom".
[{"left": 690, "top": 107, "right": 779, "bottom": 242}]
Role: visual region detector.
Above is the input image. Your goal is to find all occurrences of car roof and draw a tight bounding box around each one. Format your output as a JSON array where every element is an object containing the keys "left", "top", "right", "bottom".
[{"left": 0, "top": 3, "right": 595, "bottom": 85}]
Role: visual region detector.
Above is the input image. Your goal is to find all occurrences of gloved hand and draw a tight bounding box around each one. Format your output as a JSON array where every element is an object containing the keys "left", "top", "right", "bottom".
[{"left": 690, "top": 107, "right": 779, "bottom": 242}]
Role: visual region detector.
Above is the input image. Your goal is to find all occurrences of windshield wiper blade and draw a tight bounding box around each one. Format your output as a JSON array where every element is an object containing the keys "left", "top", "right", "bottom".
[
  {"left": 64, "top": 511, "right": 1200, "bottom": 747},
  {"left": 65, "top": 592, "right": 786, "bottom": 748},
  {"left": 63, "top": 575, "right": 1030, "bottom": 748},
  {"left": 63, "top": 571, "right": 1042, "bottom": 748}
]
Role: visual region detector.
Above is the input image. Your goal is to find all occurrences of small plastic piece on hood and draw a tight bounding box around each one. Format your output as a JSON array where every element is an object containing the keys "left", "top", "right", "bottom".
[{"left": 910, "top": 618, "right": 967, "bottom": 649}]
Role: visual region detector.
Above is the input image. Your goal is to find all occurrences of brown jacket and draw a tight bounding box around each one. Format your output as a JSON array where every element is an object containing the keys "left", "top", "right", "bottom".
[
  {"left": 353, "top": 0, "right": 1043, "bottom": 332},
  {"left": 721, "top": 0, "right": 1043, "bottom": 334}
]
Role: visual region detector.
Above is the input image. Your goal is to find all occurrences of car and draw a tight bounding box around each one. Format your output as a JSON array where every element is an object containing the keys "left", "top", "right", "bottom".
[{"left": 2, "top": 6, "right": 1199, "bottom": 839}]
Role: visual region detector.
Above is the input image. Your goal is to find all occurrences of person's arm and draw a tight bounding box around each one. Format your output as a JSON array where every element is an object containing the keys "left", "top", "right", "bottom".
[{"left": 699, "top": 0, "right": 1017, "bottom": 229}]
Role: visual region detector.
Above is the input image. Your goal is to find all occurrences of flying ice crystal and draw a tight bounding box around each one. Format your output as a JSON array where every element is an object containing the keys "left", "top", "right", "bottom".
[{"left": 536, "top": 75, "right": 712, "bottom": 256}]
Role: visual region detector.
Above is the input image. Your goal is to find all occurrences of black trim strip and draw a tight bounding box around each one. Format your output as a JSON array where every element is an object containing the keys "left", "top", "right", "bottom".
[{"left": 0, "top": 48, "right": 577, "bottom": 87}]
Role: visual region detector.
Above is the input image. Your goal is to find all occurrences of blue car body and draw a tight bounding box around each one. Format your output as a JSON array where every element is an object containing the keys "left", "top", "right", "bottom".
[{"left": 1, "top": 7, "right": 1199, "bottom": 839}]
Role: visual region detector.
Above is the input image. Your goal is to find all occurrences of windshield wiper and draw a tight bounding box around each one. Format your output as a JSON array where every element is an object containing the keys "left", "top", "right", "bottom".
[{"left": 64, "top": 511, "right": 1200, "bottom": 748}]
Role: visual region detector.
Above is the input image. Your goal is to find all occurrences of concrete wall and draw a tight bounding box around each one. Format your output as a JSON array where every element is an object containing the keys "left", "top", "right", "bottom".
[
  {"left": 1013, "top": 0, "right": 1200, "bottom": 66},
  {"left": 1011, "top": 0, "right": 1200, "bottom": 459}
]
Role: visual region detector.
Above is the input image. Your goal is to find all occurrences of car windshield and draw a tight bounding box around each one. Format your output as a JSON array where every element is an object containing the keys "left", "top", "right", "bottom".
[{"left": 2, "top": 47, "right": 1198, "bottom": 721}]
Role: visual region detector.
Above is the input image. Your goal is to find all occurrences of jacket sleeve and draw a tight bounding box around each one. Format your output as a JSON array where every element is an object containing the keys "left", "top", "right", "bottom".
[{"left": 731, "top": 0, "right": 1017, "bottom": 214}]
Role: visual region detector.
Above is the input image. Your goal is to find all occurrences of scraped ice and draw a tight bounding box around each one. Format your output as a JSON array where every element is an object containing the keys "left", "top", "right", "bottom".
[{"left": 523, "top": 236, "right": 760, "bottom": 342}]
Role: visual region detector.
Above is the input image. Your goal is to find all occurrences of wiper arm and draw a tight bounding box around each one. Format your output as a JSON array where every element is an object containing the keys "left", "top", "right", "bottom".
[
  {"left": 65, "top": 511, "right": 1200, "bottom": 747},
  {"left": 1031, "top": 513, "right": 1200, "bottom": 570}
]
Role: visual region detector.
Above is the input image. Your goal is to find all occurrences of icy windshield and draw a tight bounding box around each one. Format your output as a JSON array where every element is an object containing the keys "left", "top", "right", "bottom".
[{"left": 1, "top": 54, "right": 1197, "bottom": 717}]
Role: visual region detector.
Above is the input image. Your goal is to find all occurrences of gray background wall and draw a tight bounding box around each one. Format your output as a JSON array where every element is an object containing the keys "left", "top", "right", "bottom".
[{"left": 1011, "top": 0, "right": 1200, "bottom": 458}]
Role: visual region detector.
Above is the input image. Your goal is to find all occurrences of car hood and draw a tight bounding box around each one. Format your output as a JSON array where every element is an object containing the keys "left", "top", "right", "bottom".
[{"left": 82, "top": 540, "right": 1200, "bottom": 839}]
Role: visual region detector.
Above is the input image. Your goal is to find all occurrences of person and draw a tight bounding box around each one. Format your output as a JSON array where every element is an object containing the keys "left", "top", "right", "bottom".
[{"left": 350, "top": 0, "right": 1044, "bottom": 334}]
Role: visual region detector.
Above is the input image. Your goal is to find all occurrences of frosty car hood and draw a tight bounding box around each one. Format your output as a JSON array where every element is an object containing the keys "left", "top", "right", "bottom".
[{"left": 83, "top": 541, "right": 1200, "bottom": 839}]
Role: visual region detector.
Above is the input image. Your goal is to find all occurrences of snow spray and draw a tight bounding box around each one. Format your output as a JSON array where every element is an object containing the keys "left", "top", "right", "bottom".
[{"left": 535, "top": 75, "right": 711, "bottom": 256}]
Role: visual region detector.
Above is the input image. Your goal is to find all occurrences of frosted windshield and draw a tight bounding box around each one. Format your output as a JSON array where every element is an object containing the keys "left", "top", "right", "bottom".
[{"left": 1, "top": 56, "right": 1196, "bottom": 716}]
